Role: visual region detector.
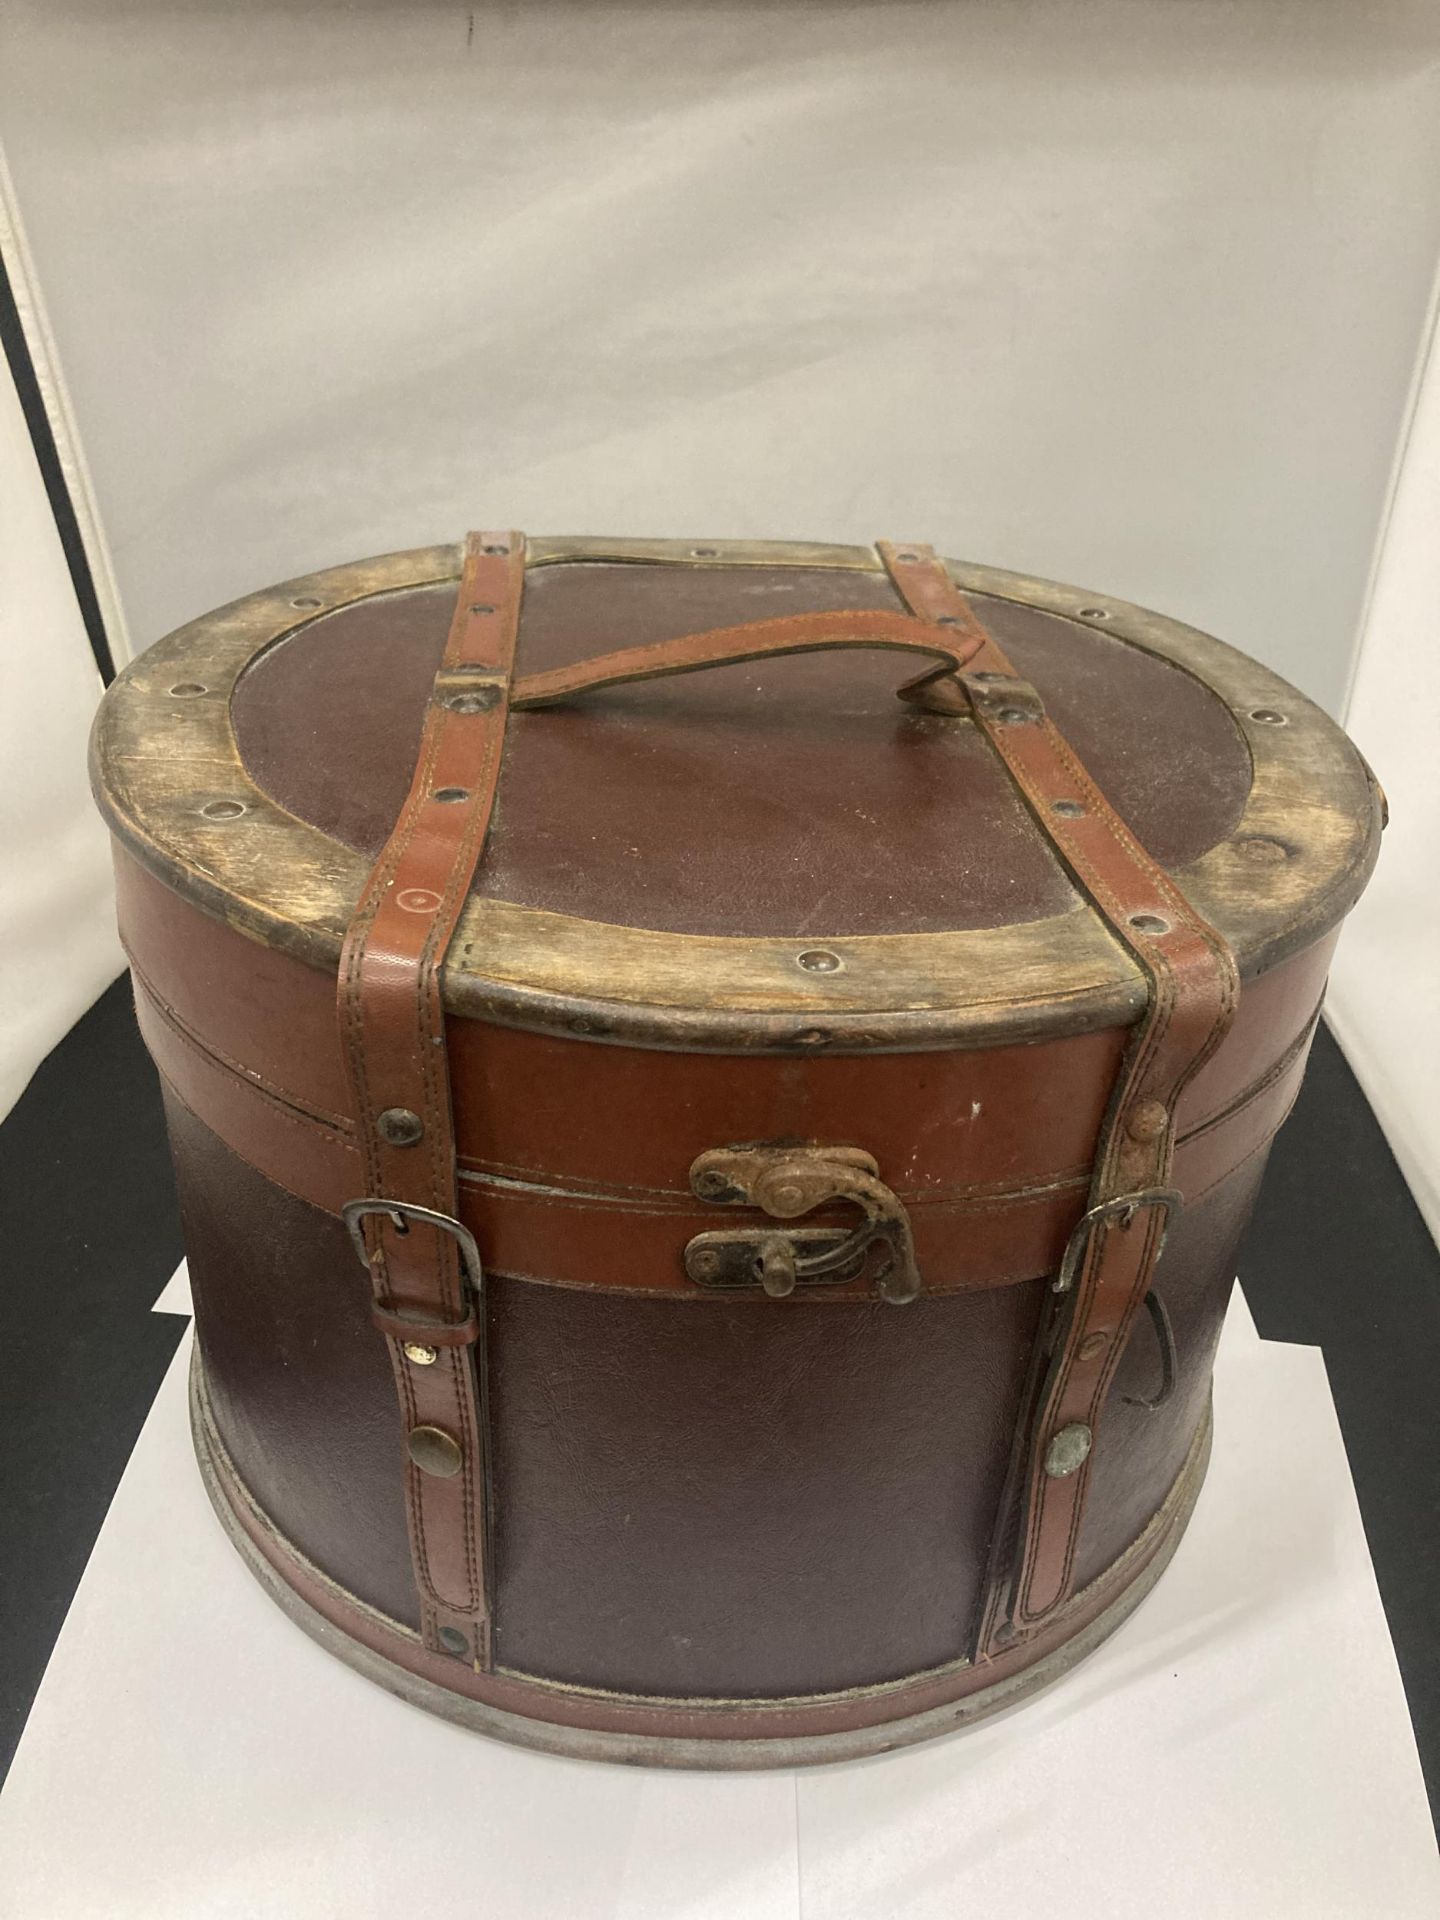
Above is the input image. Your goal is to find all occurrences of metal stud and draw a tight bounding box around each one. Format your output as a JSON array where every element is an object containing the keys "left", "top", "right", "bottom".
[
  {"left": 1129, "top": 913, "right": 1170, "bottom": 936},
  {"left": 437, "top": 1626, "right": 469, "bottom": 1657},
  {"left": 442, "top": 687, "right": 501, "bottom": 714},
  {"left": 1126, "top": 1099, "right": 1169, "bottom": 1144},
  {"left": 403, "top": 1342, "right": 439, "bottom": 1367},
  {"left": 407, "top": 1425, "right": 463, "bottom": 1477},
  {"left": 378, "top": 1107, "right": 424, "bottom": 1147},
  {"left": 796, "top": 949, "right": 842, "bottom": 974},
  {"left": 200, "top": 799, "right": 246, "bottom": 821},
  {"left": 1044, "top": 1423, "right": 1093, "bottom": 1478}
]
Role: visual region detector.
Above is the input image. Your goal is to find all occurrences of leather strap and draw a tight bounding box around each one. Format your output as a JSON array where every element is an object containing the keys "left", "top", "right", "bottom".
[
  {"left": 337, "top": 529, "right": 525, "bottom": 1669},
  {"left": 510, "top": 607, "right": 984, "bottom": 709},
  {"left": 876, "top": 542, "right": 1238, "bottom": 1650}
]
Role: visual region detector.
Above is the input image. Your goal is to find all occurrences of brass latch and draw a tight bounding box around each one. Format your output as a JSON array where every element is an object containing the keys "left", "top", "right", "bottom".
[{"left": 683, "top": 1146, "right": 921, "bottom": 1305}]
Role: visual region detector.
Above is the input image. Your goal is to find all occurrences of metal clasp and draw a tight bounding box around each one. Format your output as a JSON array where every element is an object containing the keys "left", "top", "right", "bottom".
[
  {"left": 1052, "top": 1187, "right": 1182, "bottom": 1295},
  {"left": 684, "top": 1145, "right": 922, "bottom": 1305},
  {"left": 342, "top": 1198, "right": 485, "bottom": 1292}
]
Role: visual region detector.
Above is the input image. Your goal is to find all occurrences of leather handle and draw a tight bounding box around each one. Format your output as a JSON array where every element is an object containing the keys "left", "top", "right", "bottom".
[{"left": 509, "top": 607, "right": 988, "bottom": 712}]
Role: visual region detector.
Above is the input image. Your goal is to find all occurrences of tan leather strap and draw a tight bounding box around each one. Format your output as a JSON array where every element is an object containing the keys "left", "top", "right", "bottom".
[
  {"left": 337, "top": 529, "right": 525, "bottom": 1669},
  {"left": 875, "top": 542, "right": 1239, "bottom": 1651},
  {"left": 510, "top": 606, "right": 984, "bottom": 709}
]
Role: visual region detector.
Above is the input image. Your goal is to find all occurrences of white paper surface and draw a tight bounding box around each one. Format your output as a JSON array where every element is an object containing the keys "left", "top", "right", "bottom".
[{"left": 1, "top": 1279, "right": 1435, "bottom": 1919}]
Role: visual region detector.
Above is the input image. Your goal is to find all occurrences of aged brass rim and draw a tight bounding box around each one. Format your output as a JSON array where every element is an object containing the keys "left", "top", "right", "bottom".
[{"left": 91, "top": 536, "right": 1382, "bottom": 1054}]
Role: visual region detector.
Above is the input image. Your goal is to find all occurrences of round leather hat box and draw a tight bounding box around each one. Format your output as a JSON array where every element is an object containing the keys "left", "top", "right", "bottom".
[{"left": 91, "top": 533, "right": 1381, "bottom": 1766}]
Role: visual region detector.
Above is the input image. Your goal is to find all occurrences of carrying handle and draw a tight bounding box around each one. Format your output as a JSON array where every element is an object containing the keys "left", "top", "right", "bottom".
[{"left": 509, "top": 607, "right": 988, "bottom": 714}]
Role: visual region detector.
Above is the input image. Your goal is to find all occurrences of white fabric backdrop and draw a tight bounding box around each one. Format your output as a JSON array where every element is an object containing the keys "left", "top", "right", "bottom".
[
  {"left": 0, "top": 342, "right": 122, "bottom": 1118},
  {"left": 1325, "top": 290, "right": 1440, "bottom": 1246},
  {"left": 3, "top": 0, "right": 1440, "bottom": 1113}
]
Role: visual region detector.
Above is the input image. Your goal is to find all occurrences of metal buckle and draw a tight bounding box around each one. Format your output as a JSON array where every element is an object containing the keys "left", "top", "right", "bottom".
[
  {"left": 342, "top": 1198, "right": 485, "bottom": 1293},
  {"left": 1052, "top": 1186, "right": 1182, "bottom": 1294}
]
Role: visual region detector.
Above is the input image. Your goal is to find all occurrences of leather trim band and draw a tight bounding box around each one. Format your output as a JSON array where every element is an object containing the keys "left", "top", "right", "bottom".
[
  {"left": 135, "top": 960, "right": 1313, "bottom": 1300},
  {"left": 336, "top": 530, "right": 525, "bottom": 1669},
  {"left": 877, "top": 542, "right": 1240, "bottom": 1651}
]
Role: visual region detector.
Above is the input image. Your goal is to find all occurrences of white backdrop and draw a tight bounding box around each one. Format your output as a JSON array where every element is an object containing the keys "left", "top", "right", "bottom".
[
  {"left": 2, "top": 0, "right": 1440, "bottom": 1129},
  {"left": 0, "top": 335, "right": 122, "bottom": 1119}
]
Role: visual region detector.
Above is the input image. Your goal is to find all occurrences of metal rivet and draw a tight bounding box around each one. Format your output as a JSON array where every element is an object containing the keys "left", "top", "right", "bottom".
[
  {"left": 1078, "top": 607, "right": 1110, "bottom": 620},
  {"left": 996, "top": 707, "right": 1033, "bottom": 725},
  {"left": 1249, "top": 708, "right": 1288, "bottom": 726},
  {"left": 395, "top": 888, "right": 442, "bottom": 913},
  {"left": 769, "top": 1183, "right": 806, "bottom": 1212},
  {"left": 969, "top": 671, "right": 1010, "bottom": 682},
  {"left": 200, "top": 799, "right": 246, "bottom": 821},
  {"left": 482, "top": 542, "right": 509, "bottom": 556},
  {"left": 690, "top": 546, "right": 719, "bottom": 558},
  {"left": 378, "top": 1106, "right": 424, "bottom": 1147},
  {"left": 437, "top": 1626, "right": 469, "bottom": 1657},
  {"left": 1129, "top": 912, "right": 1170, "bottom": 935},
  {"left": 443, "top": 687, "right": 501, "bottom": 714},
  {"left": 290, "top": 596, "right": 323, "bottom": 610},
  {"left": 1078, "top": 1331, "right": 1108, "bottom": 1362},
  {"left": 797, "top": 948, "right": 842, "bottom": 974},
  {"left": 434, "top": 786, "right": 470, "bottom": 804},
  {"left": 1052, "top": 799, "right": 1085, "bottom": 818},
  {"left": 896, "top": 550, "right": 919, "bottom": 563},
  {"left": 403, "top": 1342, "right": 439, "bottom": 1367},
  {"left": 469, "top": 602, "right": 495, "bottom": 615},
  {"left": 407, "top": 1425, "right": 463, "bottom": 1477},
  {"left": 1044, "top": 1423, "right": 1093, "bottom": 1478},
  {"left": 168, "top": 682, "right": 207, "bottom": 697},
  {"left": 1126, "top": 1099, "right": 1169, "bottom": 1144},
  {"left": 793, "top": 1029, "right": 831, "bottom": 1048},
  {"left": 935, "top": 615, "right": 963, "bottom": 628},
  {"left": 691, "top": 1247, "right": 722, "bottom": 1275}
]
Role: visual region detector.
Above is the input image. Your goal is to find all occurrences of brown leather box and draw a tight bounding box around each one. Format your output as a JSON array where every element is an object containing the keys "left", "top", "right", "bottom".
[{"left": 90, "top": 533, "right": 1381, "bottom": 1767}]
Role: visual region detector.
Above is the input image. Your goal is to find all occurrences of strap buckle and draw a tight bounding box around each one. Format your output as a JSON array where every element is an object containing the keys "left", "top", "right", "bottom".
[
  {"left": 342, "top": 1198, "right": 485, "bottom": 1289},
  {"left": 342, "top": 1200, "right": 485, "bottom": 1348},
  {"left": 1053, "top": 1187, "right": 1182, "bottom": 1295}
]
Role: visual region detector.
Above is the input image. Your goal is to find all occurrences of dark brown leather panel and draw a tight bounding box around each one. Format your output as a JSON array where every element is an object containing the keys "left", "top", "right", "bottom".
[
  {"left": 230, "top": 565, "right": 1251, "bottom": 938},
  {"left": 1071, "top": 1148, "right": 1270, "bottom": 1589},
  {"left": 164, "top": 1086, "right": 419, "bottom": 1626},
  {"left": 486, "top": 1270, "right": 1046, "bottom": 1697}
]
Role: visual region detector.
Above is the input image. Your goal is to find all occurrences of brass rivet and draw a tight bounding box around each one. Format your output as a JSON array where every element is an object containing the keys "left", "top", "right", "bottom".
[
  {"left": 797, "top": 948, "right": 842, "bottom": 974},
  {"left": 403, "top": 1342, "right": 439, "bottom": 1366},
  {"left": 290, "top": 596, "right": 323, "bottom": 611},
  {"left": 1078, "top": 607, "right": 1110, "bottom": 621},
  {"left": 378, "top": 1107, "right": 424, "bottom": 1146},
  {"left": 200, "top": 799, "right": 246, "bottom": 821},
  {"left": 1126, "top": 1099, "right": 1169, "bottom": 1144},
  {"left": 437, "top": 1625, "right": 469, "bottom": 1656},
  {"left": 1078, "top": 1332, "right": 1108, "bottom": 1362},
  {"left": 1044, "top": 1423, "right": 1093, "bottom": 1478},
  {"left": 407, "top": 1425, "right": 463, "bottom": 1477},
  {"left": 1249, "top": 707, "right": 1288, "bottom": 726}
]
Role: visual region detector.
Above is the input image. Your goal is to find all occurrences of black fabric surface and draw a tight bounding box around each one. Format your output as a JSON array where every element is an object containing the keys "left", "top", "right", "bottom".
[{"left": 0, "top": 983, "right": 1435, "bottom": 1836}]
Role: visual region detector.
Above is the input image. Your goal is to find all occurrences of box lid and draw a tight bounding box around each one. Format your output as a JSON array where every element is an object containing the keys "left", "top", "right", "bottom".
[{"left": 91, "top": 536, "right": 1381, "bottom": 1051}]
